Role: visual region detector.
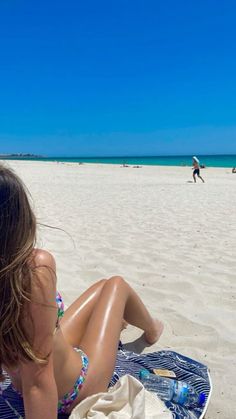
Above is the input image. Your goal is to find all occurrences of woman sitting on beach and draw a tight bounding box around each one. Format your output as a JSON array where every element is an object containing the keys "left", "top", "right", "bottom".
[{"left": 0, "top": 165, "right": 163, "bottom": 419}]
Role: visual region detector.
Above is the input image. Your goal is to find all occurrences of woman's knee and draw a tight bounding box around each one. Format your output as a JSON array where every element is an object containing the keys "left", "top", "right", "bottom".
[
  {"left": 107, "top": 275, "right": 127, "bottom": 289},
  {"left": 92, "top": 278, "right": 107, "bottom": 296},
  {"left": 97, "top": 278, "right": 107, "bottom": 287}
]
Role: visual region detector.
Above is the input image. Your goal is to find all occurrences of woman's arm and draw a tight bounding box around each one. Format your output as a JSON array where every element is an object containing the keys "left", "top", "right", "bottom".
[
  {"left": 20, "top": 250, "right": 58, "bottom": 419},
  {"left": 20, "top": 356, "right": 57, "bottom": 419}
]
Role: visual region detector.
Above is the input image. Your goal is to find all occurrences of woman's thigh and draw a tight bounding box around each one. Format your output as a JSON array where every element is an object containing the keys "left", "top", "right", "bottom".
[
  {"left": 60, "top": 279, "right": 107, "bottom": 347},
  {"left": 77, "top": 276, "right": 128, "bottom": 400}
]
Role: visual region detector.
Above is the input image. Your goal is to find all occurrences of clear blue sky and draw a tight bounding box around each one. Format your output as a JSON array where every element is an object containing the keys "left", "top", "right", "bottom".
[{"left": 0, "top": 0, "right": 236, "bottom": 156}]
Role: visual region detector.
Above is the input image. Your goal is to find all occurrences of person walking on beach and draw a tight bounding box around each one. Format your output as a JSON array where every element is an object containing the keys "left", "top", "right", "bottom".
[
  {"left": 192, "top": 156, "right": 205, "bottom": 183},
  {"left": 0, "top": 164, "right": 164, "bottom": 419}
]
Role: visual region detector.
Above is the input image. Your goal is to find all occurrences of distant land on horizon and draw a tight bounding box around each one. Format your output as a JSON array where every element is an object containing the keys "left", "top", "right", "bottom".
[{"left": 0, "top": 153, "right": 43, "bottom": 158}]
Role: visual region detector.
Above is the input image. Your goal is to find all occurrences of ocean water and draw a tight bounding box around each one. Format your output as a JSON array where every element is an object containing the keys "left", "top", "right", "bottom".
[{"left": 1, "top": 155, "right": 236, "bottom": 168}]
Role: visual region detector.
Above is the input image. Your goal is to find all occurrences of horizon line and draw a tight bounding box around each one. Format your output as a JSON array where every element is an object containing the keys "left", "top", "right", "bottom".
[
  {"left": 1, "top": 152, "right": 236, "bottom": 159},
  {"left": 39, "top": 153, "right": 236, "bottom": 158}
]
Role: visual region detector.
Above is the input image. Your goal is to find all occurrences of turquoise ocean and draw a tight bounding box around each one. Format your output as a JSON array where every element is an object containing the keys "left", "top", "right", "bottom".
[{"left": 1, "top": 154, "right": 236, "bottom": 168}]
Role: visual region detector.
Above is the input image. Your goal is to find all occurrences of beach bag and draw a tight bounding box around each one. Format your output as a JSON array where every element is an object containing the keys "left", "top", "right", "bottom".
[{"left": 69, "top": 374, "right": 172, "bottom": 419}]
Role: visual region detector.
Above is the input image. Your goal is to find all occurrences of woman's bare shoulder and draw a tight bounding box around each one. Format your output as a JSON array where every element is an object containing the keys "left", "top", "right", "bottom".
[
  {"left": 31, "top": 249, "right": 56, "bottom": 271},
  {"left": 30, "top": 249, "right": 57, "bottom": 295}
]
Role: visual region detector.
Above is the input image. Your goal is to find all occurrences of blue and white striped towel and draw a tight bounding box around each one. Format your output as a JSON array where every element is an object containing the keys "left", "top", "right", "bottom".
[{"left": 0, "top": 349, "right": 211, "bottom": 419}]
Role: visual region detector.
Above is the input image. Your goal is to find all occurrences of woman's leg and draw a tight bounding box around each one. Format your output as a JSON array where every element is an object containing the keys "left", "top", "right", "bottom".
[
  {"left": 77, "top": 276, "right": 163, "bottom": 400},
  {"left": 60, "top": 279, "right": 107, "bottom": 346}
]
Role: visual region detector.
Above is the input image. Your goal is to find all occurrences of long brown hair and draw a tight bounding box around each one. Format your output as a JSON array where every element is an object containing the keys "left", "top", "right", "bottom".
[{"left": 0, "top": 164, "right": 39, "bottom": 379}]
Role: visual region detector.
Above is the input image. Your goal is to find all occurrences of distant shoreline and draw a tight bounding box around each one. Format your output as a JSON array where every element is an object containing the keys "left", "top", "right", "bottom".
[{"left": 0, "top": 154, "right": 235, "bottom": 168}]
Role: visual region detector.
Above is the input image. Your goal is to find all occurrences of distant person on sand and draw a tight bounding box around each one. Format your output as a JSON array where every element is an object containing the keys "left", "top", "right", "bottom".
[
  {"left": 192, "top": 156, "right": 205, "bottom": 183},
  {"left": 232, "top": 167, "right": 236, "bottom": 173}
]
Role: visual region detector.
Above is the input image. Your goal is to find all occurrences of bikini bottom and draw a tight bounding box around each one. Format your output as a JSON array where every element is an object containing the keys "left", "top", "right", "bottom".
[{"left": 58, "top": 348, "right": 89, "bottom": 414}]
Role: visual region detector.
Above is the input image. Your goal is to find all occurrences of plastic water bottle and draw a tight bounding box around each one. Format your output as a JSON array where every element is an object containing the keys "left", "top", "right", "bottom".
[{"left": 139, "top": 369, "right": 206, "bottom": 408}]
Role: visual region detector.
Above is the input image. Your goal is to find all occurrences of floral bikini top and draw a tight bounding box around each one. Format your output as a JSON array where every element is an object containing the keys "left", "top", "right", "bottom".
[{"left": 55, "top": 291, "right": 65, "bottom": 331}]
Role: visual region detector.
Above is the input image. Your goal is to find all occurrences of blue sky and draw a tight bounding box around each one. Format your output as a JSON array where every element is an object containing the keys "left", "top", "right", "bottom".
[{"left": 0, "top": 0, "right": 236, "bottom": 156}]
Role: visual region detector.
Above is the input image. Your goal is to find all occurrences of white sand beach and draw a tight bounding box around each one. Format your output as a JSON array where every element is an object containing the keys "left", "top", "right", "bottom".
[{"left": 4, "top": 160, "right": 236, "bottom": 419}]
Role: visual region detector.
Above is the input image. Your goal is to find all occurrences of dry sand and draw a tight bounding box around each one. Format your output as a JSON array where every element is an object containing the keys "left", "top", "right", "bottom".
[{"left": 4, "top": 160, "right": 236, "bottom": 419}]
